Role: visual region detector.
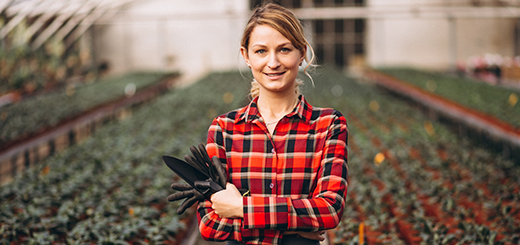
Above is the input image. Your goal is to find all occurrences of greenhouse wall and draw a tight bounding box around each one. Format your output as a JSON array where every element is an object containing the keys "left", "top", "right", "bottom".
[
  {"left": 367, "top": 17, "right": 515, "bottom": 70},
  {"left": 93, "top": 0, "right": 250, "bottom": 83},
  {"left": 365, "top": 0, "right": 516, "bottom": 71},
  {"left": 91, "top": 0, "right": 517, "bottom": 78}
]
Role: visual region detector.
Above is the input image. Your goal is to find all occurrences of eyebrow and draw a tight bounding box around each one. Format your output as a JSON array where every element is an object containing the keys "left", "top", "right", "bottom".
[{"left": 251, "top": 42, "right": 293, "bottom": 49}]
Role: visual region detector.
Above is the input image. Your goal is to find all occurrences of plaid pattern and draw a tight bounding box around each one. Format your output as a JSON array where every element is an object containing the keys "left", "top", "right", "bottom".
[{"left": 198, "top": 95, "right": 349, "bottom": 245}]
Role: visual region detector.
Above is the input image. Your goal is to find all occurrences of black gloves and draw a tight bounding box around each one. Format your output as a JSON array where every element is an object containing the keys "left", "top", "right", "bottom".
[
  {"left": 186, "top": 144, "right": 227, "bottom": 188},
  {"left": 166, "top": 143, "right": 227, "bottom": 214},
  {"left": 167, "top": 182, "right": 205, "bottom": 214}
]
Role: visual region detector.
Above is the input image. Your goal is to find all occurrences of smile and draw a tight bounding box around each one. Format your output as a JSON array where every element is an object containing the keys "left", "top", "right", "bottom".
[{"left": 264, "top": 71, "right": 286, "bottom": 77}]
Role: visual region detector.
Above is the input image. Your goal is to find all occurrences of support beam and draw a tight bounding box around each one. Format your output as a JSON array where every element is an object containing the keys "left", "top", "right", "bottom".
[
  {"left": 65, "top": 0, "right": 132, "bottom": 49},
  {"left": 31, "top": 0, "right": 89, "bottom": 49},
  {"left": 24, "top": 0, "right": 68, "bottom": 41},
  {"left": 53, "top": 0, "right": 104, "bottom": 43},
  {"left": 0, "top": 0, "right": 16, "bottom": 14},
  {"left": 0, "top": 0, "right": 44, "bottom": 40},
  {"left": 293, "top": 6, "right": 520, "bottom": 20}
]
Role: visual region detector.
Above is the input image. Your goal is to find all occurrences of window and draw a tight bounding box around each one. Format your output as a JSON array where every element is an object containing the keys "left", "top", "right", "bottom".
[
  {"left": 354, "top": 19, "right": 364, "bottom": 33},
  {"left": 335, "top": 20, "right": 344, "bottom": 34},
  {"left": 311, "top": 18, "right": 365, "bottom": 68},
  {"left": 315, "top": 20, "right": 324, "bottom": 34}
]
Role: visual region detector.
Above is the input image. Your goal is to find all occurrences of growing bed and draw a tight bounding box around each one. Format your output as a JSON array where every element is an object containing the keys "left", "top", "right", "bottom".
[
  {"left": 0, "top": 68, "right": 518, "bottom": 244},
  {"left": 0, "top": 71, "right": 249, "bottom": 244},
  {"left": 376, "top": 68, "right": 520, "bottom": 129},
  {"left": 0, "top": 72, "right": 174, "bottom": 147},
  {"left": 306, "top": 67, "right": 519, "bottom": 244}
]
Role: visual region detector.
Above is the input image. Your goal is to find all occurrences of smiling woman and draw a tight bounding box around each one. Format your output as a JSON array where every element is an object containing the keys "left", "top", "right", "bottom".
[
  {"left": 240, "top": 4, "right": 315, "bottom": 102},
  {"left": 183, "top": 3, "right": 349, "bottom": 245}
]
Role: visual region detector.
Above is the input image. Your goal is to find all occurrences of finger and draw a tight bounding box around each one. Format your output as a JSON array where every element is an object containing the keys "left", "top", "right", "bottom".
[
  {"left": 185, "top": 155, "right": 209, "bottom": 176},
  {"left": 190, "top": 145, "right": 206, "bottom": 167},
  {"left": 206, "top": 162, "right": 218, "bottom": 182},
  {"left": 203, "top": 153, "right": 219, "bottom": 181},
  {"left": 191, "top": 145, "right": 219, "bottom": 181},
  {"left": 194, "top": 180, "right": 211, "bottom": 190},
  {"left": 167, "top": 191, "right": 194, "bottom": 202},
  {"left": 194, "top": 189, "right": 205, "bottom": 199},
  {"left": 212, "top": 156, "right": 227, "bottom": 187},
  {"left": 170, "top": 183, "right": 192, "bottom": 191},
  {"left": 177, "top": 196, "right": 197, "bottom": 214},
  {"left": 198, "top": 143, "right": 213, "bottom": 166}
]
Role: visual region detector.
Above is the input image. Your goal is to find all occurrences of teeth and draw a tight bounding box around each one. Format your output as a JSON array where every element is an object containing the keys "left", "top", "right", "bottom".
[{"left": 266, "top": 72, "right": 285, "bottom": 77}]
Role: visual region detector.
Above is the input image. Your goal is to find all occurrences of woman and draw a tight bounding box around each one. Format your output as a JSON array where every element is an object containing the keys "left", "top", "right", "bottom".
[{"left": 200, "top": 3, "right": 348, "bottom": 245}]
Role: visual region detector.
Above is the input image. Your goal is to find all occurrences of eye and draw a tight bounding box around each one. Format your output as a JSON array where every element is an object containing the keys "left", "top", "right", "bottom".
[
  {"left": 280, "top": 47, "right": 291, "bottom": 53},
  {"left": 254, "top": 49, "right": 265, "bottom": 54}
]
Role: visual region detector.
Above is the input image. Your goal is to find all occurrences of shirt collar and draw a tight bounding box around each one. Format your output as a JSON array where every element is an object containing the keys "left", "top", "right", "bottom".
[{"left": 236, "top": 95, "right": 313, "bottom": 124}]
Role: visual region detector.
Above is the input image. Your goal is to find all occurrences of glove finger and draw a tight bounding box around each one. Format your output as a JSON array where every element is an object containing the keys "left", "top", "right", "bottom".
[
  {"left": 198, "top": 143, "right": 220, "bottom": 181},
  {"left": 177, "top": 196, "right": 198, "bottom": 214},
  {"left": 193, "top": 188, "right": 205, "bottom": 199},
  {"left": 190, "top": 145, "right": 217, "bottom": 181},
  {"left": 170, "top": 183, "right": 193, "bottom": 191},
  {"left": 190, "top": 145, "right": 206, "bottom": 168},
  {"left": 167, "top": 190, "right": 194, "bottom": 202},
  {"left": 200, "top": 153, "right": 219, "bottom": 182},
  {"left": 212, "top": 156, "right": 227, "bottom": 188},
  {"left": 198, "top": 143, "right": 213, "bottom": 167},
  {"left": 194, "top": 180, "right": 211, "bottom": 190},
  {"left": 185, "top": 155, "right": 209, "bottom": 176}
]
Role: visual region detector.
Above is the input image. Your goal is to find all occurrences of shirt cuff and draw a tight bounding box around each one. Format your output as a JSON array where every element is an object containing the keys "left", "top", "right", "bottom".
[{"left": 242, "top": 196, "right": 290, "bottom": 230}]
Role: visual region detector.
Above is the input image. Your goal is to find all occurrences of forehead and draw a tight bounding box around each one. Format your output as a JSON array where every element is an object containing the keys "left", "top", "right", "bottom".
[{"left": 249, "top": 25, "right": 291, "bottom": 47}]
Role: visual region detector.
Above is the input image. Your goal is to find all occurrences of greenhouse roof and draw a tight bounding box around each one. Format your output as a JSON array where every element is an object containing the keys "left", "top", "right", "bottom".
[{"left": 0, "top": 0, "right": 134, "bottom": 49}]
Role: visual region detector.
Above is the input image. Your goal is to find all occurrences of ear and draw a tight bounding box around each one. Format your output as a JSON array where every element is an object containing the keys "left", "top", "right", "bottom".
[
  {"left": 300, "top": 46, "right": 307, "bottom": 65},
  {"left": 240, "top": 47, "right": 251, "bottom": 68}
]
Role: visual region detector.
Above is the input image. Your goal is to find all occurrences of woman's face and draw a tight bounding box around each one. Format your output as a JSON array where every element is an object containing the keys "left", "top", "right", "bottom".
[{"left": 241, "top": 25, "right": 305, "bottom": 96}]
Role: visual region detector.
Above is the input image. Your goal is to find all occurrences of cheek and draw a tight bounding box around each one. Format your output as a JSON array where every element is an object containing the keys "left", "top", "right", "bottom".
[
  {"left": 247, "top": 55, "right": 263, "bottom": 69},
  {"left": 283, "top": 56, "right": 301, "bottom": 69}
]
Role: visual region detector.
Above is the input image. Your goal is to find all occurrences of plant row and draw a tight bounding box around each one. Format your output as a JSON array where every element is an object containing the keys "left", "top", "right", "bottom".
[
  {"left": 375, "top": 68, "right": 520, "bottom": 129},
  {"left": 0, "top": 72, "right": 175, "bottom": 147},
  {"left": 1, "top": 67, "right": 518, "bottom": 244},
  {"left": 303, "top": 67, "right": 519, "bottom": 244},
  {"left": 0, "top": 71, "right": 250, "bottom": 244}
]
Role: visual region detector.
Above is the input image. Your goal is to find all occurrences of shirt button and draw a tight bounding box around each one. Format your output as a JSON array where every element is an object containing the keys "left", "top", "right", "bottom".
[
  {"left": 270, "top": 183, "right": 274, "bottom": 188},
  {"left": 271, "top": 148, "right": 275, "bottom": 154}
]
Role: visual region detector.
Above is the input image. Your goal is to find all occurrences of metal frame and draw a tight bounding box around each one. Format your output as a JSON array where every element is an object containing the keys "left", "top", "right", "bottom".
[{"left": 0, "top": 0, "right": 134, "bottom": 50}]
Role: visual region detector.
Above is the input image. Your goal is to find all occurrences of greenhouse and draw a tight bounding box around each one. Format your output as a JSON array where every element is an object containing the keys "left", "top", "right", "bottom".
[{"left": 1, "top": 0, "right": 519, "bottom": 244}]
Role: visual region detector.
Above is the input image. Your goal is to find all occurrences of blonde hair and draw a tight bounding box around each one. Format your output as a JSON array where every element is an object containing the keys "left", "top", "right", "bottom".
[{"left": 241, "top": 3, "right": 315, "bottom": 99}]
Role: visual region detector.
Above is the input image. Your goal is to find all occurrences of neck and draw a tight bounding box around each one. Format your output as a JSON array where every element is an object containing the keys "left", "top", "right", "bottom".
[{"left": 257, "top": 90, "right": 299, "bottom": 122}]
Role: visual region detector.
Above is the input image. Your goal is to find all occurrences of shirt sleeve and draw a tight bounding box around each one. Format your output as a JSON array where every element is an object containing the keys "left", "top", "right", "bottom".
[
  {"left": 242, "top": 112, "right": 349, "bottom": 231},
  {"left": 197, "top": 117, "right": 257, "bottom": 242}
]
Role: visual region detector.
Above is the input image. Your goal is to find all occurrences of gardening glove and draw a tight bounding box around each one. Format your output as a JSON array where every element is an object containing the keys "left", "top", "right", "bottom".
[
  {"left": 190, "top": 143, "right": 249, "bottom": 197},
  {"left": 167, "top": 182, "right": 207, "bottom": 214},
  {"left": 187, "top": 143, "right": 227, "bottom": 188},
  {"left": 166, "top": 143, "right": 226, "bottom": 214}
]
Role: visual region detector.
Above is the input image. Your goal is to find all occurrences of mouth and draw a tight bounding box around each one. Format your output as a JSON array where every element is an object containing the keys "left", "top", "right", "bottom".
[{"left": 264, "top": 71, "right": 286, "bottom": 78}]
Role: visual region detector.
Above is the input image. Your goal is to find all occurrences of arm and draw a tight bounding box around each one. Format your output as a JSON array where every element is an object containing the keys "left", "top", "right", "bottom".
[
  {"left": 197, "top": 118, "right": 252, "bottom": 242},
  {"left": 242, "top": 113, "right": 348, "bottom": 231}
]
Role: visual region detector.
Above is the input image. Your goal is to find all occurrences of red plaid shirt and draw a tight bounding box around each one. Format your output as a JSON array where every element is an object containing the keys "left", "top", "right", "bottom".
[{"left": 198, "top": 95, "right": 348, "bottom": 245}]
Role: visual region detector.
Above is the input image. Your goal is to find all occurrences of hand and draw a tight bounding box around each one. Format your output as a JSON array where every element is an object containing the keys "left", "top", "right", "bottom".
[
  {"left": 167, "top": 183, "right": 205, "bottom": 214},
  {"left": 210, "top": 183, "right": 244, "bottom": 218},
  {"left": 284, "top": 231, "right": 327, "bottom": 241}
]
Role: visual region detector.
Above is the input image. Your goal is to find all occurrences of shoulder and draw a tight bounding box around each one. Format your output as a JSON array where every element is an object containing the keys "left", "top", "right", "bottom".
[
  {"left": 212, "top": 106, "right": 245, "bottom": 125},
  {"left": 309, "top": 107, "right": 346, "bottom": 123}
]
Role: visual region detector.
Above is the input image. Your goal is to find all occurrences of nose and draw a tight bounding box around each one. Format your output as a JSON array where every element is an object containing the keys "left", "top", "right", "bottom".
[{"left": 267, "top": 53, "right": 280, "bottom": 69}]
